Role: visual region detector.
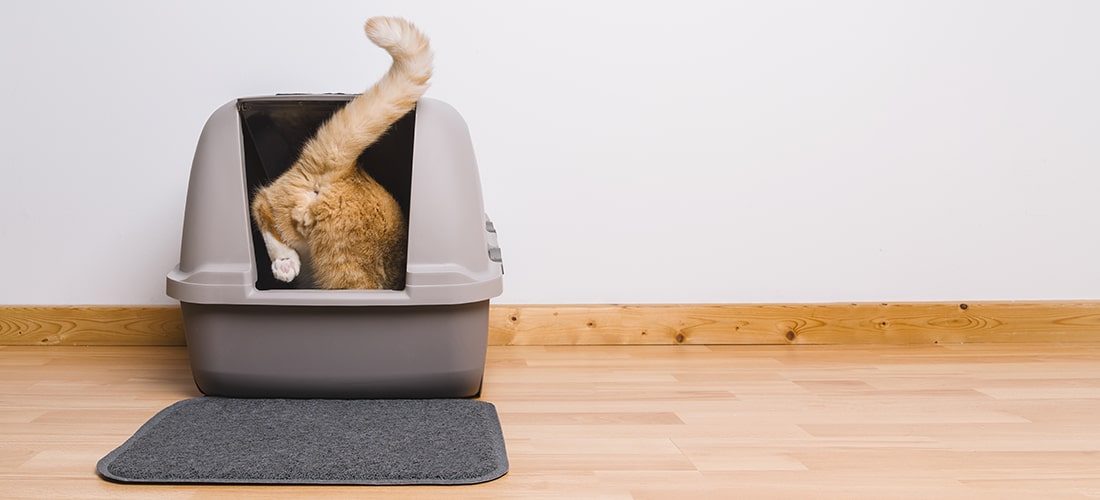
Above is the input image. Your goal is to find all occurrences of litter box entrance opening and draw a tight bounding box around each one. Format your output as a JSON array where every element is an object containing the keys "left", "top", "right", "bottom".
[{"left": 238, "top": 96, "right": 415, "bottom": 291}]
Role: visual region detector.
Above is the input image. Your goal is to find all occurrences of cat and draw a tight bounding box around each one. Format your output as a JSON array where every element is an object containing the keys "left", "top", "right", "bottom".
[{"left": 250, "top": 16, "right": 432, "bottom": 289}]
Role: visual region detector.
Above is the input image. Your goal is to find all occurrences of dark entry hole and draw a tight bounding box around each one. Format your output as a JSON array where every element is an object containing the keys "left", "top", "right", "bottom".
[{"left": 238, "top": 96, "right": 415, "bottom": 290}]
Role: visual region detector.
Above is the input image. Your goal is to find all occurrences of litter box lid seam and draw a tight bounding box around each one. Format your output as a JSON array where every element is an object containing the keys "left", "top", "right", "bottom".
[{"left": 167, "top": 267, "right": 502, "bottom": 306}]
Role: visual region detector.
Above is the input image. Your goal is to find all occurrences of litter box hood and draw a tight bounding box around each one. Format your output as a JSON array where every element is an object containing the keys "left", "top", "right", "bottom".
[{"left": 167, "top": 96, "right": 503, "bottom": 307}]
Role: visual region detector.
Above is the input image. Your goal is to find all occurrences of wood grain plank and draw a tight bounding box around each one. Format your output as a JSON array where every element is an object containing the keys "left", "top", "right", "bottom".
[
  {"left": 489, "top": 302, "right": 1100, "bottom": 345},
  {"left": 3, "top": 302, "right": 1100, "bottom": 346},
  {"left": 0, "top": 306, "right": 184, "bottom": 345}
]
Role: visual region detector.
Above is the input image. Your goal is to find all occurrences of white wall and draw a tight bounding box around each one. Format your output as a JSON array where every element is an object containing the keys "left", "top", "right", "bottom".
[{"left": 1, "top": 0, "right": 1097, "bottom": 305}]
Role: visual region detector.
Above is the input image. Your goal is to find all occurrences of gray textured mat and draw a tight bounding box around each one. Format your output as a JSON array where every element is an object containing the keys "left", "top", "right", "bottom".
[{"left": 97, "top": 397, "right": 508, "bottom": 485}]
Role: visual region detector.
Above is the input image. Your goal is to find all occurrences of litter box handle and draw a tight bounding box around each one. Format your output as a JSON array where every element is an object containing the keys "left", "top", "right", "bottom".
[{"left": 485, "top": 214, "right": 503, "bottom": 273}]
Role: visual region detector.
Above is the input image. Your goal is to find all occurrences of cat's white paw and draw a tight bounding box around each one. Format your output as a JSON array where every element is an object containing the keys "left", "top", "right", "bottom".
[{"left": 272, "top": 255, "right": 300, "bottom": 282}]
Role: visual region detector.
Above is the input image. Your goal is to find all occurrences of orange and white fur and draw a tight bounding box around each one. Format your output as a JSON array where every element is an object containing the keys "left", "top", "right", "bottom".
[{"left": 250, "top": 17, "right": 431, "bottom": 289}]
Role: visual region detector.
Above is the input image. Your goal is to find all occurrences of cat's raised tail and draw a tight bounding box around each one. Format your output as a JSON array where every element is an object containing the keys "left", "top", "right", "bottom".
[{"left": 297, "top": 16, "right": 433, "bottom": 175}]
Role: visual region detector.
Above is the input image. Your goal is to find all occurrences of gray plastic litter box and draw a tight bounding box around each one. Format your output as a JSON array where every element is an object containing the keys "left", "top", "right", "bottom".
[{"left": 166, "top": 95, "right": 503, "bottom": 398}]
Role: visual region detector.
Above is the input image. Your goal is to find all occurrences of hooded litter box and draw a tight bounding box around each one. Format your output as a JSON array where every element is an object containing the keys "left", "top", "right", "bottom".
[{"left": 167, "top": 95, "right": 503, "bottom": 398}]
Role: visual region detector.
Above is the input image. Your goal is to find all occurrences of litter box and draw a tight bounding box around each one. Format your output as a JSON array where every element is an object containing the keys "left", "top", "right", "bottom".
[{"left": 166, "top": 95, "right": 503, "bottom": 398}]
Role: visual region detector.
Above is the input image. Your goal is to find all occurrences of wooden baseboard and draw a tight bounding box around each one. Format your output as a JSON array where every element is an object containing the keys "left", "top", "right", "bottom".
[
  {"left": 2, "top": 302, "right": 1100, "bottom": 346},
  {"left": 0, "top": 306, "right": 185, "bottom": 346},
  {"left": 489, "top": 302, "right": 1100, "bottom": 345}
]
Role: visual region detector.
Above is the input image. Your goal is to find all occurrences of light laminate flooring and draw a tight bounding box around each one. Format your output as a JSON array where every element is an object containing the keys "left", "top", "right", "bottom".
[{"left": 2, "top": 344, "right": 1100, "bottom": 499}]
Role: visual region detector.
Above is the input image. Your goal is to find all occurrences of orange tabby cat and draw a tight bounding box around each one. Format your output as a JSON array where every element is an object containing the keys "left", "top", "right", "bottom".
[{"left": 250, "top": 16, "right": 432, "bottom": 289}]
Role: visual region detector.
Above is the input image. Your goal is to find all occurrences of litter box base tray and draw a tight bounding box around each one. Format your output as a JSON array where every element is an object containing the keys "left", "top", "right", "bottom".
[{"left": 180, "top": 300, "right": 489, "bottom": 399}]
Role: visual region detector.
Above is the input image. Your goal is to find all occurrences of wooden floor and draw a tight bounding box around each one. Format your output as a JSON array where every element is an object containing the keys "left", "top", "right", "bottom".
[{"left": 3, "top": 344, "right": 1100, "bottom": 499}]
